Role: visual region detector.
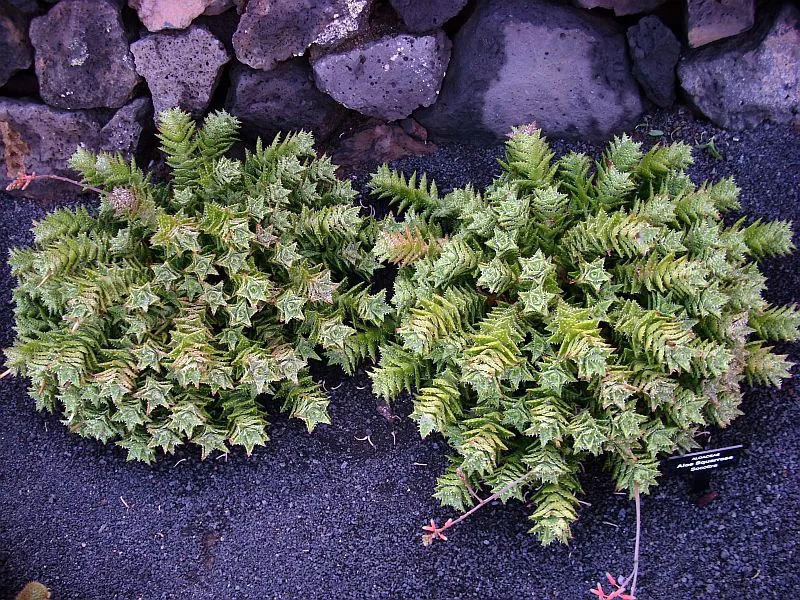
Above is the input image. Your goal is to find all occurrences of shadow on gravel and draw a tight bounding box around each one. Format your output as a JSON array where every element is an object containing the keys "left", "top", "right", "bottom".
[{"left": 0, "top": 108, "right": 798, "bottom": 600}]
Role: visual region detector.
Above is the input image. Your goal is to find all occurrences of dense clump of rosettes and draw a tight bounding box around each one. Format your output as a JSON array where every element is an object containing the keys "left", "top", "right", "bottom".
[
  {"left": 5, "top": 109, "right": 388, "bottom": 462},
  {"left": 367, "top": 127, "right": 798, "bottom": 545}
]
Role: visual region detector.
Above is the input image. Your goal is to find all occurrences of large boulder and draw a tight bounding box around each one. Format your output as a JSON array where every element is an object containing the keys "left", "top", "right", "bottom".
[
  {"left": 573, "top": 0, "right": 667, "bottom": 16},
  {"left": 0, "top": 7, "right": 32, "bottom": 88},
  {"left": 29, "top": 0, "right": 140, "bottom": 110},
  {"left": 0, "top": 98, "right": 153, "bottom": 189},
  {"left": 627, "top": 16, "right": 680, "bottom": 108},
  {"left": 686, "top": 0, "right": 754, "bottom": 48},
  {"left": 233, "top": 0, "right": 374, "bottom": 71},
  {"left": 131, "top": 26, "right": 230, "bottom": 119},
  {"left": 678, "top": 4, "right": 799, "bottom": 130},
  {"left": 0, "top": 98, "right": 152, "bottom": 188},
  {"left": 312, "top": 31, "right": 451, "bottom": 121},
  {"left": 0, "top": 99, "right": 101, "bottom": 185},
  {"left": 226, "top": 60, "right": 346, "bottom": 140},
  {"left": 416, "top": 0, "right": 643, "bottom": 140},
  {"left": 129, "top": 0, "right": 235, "bottom": 32},
  {"left": 389, "top": 0, "right": 468, "bottom": 32}
]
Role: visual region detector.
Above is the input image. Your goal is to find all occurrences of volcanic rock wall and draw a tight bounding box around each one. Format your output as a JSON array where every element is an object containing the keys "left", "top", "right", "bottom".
[{"left": 0, "top": 0, "right": 797, "bottom": 189}]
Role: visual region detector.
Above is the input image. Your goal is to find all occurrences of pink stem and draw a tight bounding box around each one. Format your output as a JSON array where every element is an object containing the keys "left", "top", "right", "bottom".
[{"left": 437, "top": 470, "right": 535, "bottom": 533}]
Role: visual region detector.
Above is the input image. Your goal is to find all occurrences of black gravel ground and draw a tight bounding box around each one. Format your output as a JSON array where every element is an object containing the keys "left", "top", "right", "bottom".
[{"left": 1, "top": 108, "right": 798, "bottom": 600}]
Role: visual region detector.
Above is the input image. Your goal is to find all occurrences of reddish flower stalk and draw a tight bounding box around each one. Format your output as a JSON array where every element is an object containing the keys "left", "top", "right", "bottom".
[
  {"left": 456, "top": 467, "right": 484, "bottom": 502},
  {"left": 629, "top": 484, "right": 641, "bottom": 595},
  {"left": 5, "top": 172, "right": 106, "bottom": 195},
  {"left": 590, "top": 484, "right": 642, "bottom": 600},
  {"left": 422, "top": 470, "right": 645, "bottom": 600},
  {"left": 590, "top": 573, "right": 636, "bottom": 600},
  {"left": 421, "top": 470, "right": 534, "bottom": 546}
]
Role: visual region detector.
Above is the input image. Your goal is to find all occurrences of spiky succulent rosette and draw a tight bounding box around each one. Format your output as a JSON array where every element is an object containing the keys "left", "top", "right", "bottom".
[
  {"left": 5, "top": 109, "right": 389, "bottom": 462},
  {"left": 368, "top": 127, "right": 798, "bottom": 544}
]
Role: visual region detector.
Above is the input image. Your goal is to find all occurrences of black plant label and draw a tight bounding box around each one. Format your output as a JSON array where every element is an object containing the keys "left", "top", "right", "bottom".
[{"left": 666, "top": 445, "right": 744, "bottom": 475}]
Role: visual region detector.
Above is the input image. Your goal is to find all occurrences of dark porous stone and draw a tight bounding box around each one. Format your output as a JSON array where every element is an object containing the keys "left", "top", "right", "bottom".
[
  {"left": 312, "top": 31, "right": 451, "bottom": 121},
  {"left": 416, "top": 0, "right": 643, "bottom": 140},
  {"left": 131, "top": 26, "right": 230, "bottom": 119},
  {"left": 627, "top": 16, "right": 680, "bottom": 108},
  {"left": 29, "top": 0, "right": 140, "bottom": 110},
  {"left": 0, "top": 96, "right": 151, "bottom": 192},
  {"left": 679, "top": 3, "right": 799, "bottom": 130},
  {"left": 233, "top": 0, "right": 374, "bottom": 71},
  {"left": 389, "top": 0, "right": 469, "bottom": 32},
  {"left": 687, "top": 0, "right": 754, "bottom": 48},
  {"left": 0, "top": 98, "right": 102, "bottom": 186},
  {"left": 573, "top": 0, "right": 667, "bottom": 16},
  {"left": 98, "top": 97, "right": 154, "bottom": 158},
  {"left": 226, "top": 60, "right": 346, "bottom": 141},
  {"left": 0, "top": 6, "right": 32, "bottom": 88}
]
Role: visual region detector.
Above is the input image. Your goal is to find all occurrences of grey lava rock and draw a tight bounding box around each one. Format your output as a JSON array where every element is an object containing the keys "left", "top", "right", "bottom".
[
  {"left": 129, "top": 0, "right": 234, "bottom": 32},
  {"left": 0, "top": 97, "right": 155, "bottom": 189},
  {"left": 28, "top": 0, "right": 140, "bottom": 110},
  {"left": 686, "top": 0, "right": 755, "bottom": 48},
  {"left": 226, "top": 60, "right": 346, "bottom": 141},
  {"left": 0, "top": 8, "right": 32, "bottom": 88},
  {"left": 573, "top": 0, "right": 667, "bottom": 16},
  {"left": 312, "top": 31, "right": 451, "bottom": 121},
  {"left": 627, "top": 16, "right": 680, "bottom": 108},
  {"left": 389, "top": 0, "right": 469, "bottom": 32},
  {"left": 131, "top": 26, "right": 230, "bottom": 119},
  {"left": 416, "top": 0, "right": 643, "bottom": 140},
  {"left": 0, "top": 98, "right": 103, "bottom": 185},
  {"left": 98, "top": 97, "right": 154, "bottom": 157},
  {"left": 679, "top": 4, "right": 799, "bottom": 130},
  {"left": 233, "top": 0, "right": 374, "bottom": 71}
]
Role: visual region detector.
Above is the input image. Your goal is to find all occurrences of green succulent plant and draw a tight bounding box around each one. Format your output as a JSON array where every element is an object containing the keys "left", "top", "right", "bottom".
[
  {"left": 368, "top": 126, "right": 797, "bottom": 544},
  {"left": 5, "top": 109, "right": 388, "bottom": 462}
]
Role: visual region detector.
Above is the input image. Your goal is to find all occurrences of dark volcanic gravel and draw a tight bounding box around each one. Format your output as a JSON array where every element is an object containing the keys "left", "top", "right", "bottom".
[{"left": 1, "top": 108, "right": 798, "bottom": 600}]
